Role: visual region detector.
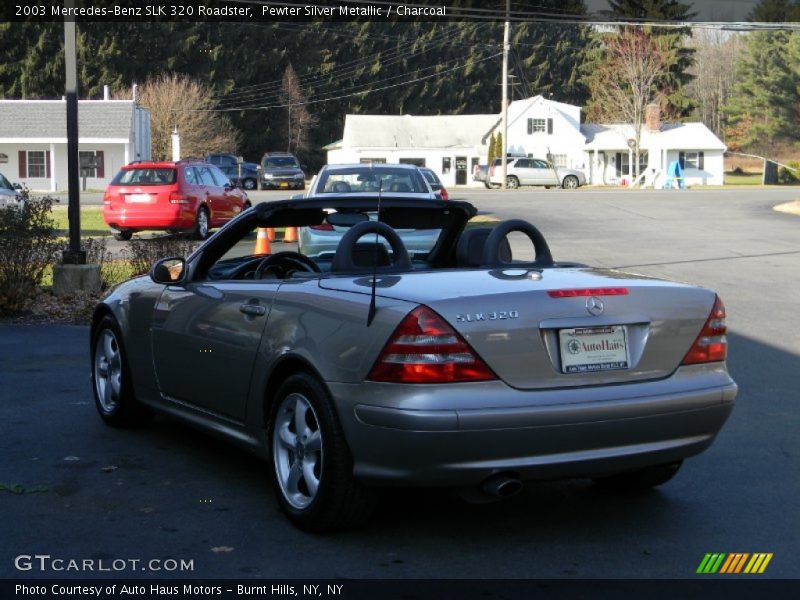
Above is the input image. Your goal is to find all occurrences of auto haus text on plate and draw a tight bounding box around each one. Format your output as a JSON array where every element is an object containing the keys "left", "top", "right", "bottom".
[{"left": 262, "top": 4, "right": 448, "bottom": 17}]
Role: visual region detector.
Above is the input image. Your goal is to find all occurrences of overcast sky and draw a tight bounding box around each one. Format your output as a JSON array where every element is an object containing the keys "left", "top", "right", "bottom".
[{"left": 583, "top": 0, "right": 759, "bottom": 22}]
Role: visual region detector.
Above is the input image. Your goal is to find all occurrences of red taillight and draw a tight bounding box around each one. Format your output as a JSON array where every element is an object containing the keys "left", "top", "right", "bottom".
[
  {"left": 103, "top": 192, "right": 113, "bottom": 205},
  {"left": 169, "top": 191, "right": 189, "bottom": 204},
  {"left": 440, "top": 187, "right": 449, "bottom": 201},
  {"left": 548, "top": 288, "right": 629, "bottom": 298},
  {"left": 367, "top": 306, "right": 496, "bottom": 383},
  {"left": 309, "top": 223, "right": 334, "bottom": 231},
  {"left": 681, "top": 295, "right": 727, "bottom": 365},
  {"left": 489, "top": 164, "right": 496, "bottom": 176}
]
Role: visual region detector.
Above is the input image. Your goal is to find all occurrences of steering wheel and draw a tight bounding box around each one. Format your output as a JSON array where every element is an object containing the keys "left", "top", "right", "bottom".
[
  {"left": 254, "top": 251, "right": 322, "bottom": 280},
  {"left": 481, "top": 219, "right": 554, "bottom": 267},
  {"left": 331, "top": 221, "right": 412, "bottom": 273}
]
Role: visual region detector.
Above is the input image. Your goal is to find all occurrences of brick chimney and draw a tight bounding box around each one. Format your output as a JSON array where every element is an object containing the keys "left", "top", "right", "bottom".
[{"left": 645, "top": 103, "right": 661, "bottom": 132}]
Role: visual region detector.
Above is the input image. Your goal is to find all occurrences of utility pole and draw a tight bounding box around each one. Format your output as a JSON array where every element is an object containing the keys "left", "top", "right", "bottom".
[
  {"left": 53, "top": 0, "right": 100, "bottom": 296},
  {"left": 63, "top": 0, "right": 83, "bottom": 264},
  {"left": 501, "top": 0, "right": 510, "bottom": 190}
]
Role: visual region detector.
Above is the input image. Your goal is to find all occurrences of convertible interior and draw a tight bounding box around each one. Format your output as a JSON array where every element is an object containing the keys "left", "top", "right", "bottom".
[{"left": 198, "top": 197, "right": 569, "bottom": 282}]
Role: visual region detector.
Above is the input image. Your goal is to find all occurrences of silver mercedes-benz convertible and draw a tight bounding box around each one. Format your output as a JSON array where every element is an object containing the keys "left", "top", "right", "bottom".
[{"left": 90, "top": 196, "right": 737, "bottom": 531}]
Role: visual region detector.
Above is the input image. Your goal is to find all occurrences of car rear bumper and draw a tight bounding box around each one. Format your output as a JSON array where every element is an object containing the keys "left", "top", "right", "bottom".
[
  {"left": 329, "top": 364, "right": 736, "bottom": 486},
  {"left": 103, "top": 205, "right": 195, "bottom": 230}
]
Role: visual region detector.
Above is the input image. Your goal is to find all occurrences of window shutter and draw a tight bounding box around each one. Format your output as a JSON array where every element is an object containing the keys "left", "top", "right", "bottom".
[
  {"left": 46, "top": 151, "right": 51, "bottom": 178},
  {"left": 527, "top": 119, "right": 532, "bottom": 135},
  {"left": 547, "top": 118, "right": 553, "bottom": 135},
  {"left": 679, "top": 151, "right": 685, "bottom": 169},
  {"left": 615, "top": 152, "right": 622, "bottom": 177},
  {"left": 18, "top": 151, "right": 26, "bottom": 178},
  {"left": 96, "top": 151, "right": 105, "bottom": 178},
  {"left": 698, "top": 151, "right": 704, "bottom": 170}
]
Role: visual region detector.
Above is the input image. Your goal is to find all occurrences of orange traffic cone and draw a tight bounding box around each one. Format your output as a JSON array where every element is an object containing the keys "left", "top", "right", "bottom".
[
  {"left": 283, "top": 226, "right": 298, "bottom": 242},
  {"left": 254, "top": 228, "right": 271, "bottom": 255},
  {"left": 266, "top": 227, "right": 276, "bottom": 241}
]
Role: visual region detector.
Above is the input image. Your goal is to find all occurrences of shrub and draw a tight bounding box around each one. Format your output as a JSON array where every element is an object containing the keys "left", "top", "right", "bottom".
[
  {"left": 123, "top": 236, "right": 200, "bottom": 277},
  {"left": 778, "top": 160, "right": 800, "bottom": 184},
  {"left": 0, "top": 192, "right": 60, "bottom": 316}
]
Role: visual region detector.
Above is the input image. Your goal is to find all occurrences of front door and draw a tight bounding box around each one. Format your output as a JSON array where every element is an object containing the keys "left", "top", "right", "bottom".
[
  {"left": 455, "top": 156, "right": 467, "bottom": 185},
  {"left": 150, "top": 281, "right": 279, "bottom": 421}
]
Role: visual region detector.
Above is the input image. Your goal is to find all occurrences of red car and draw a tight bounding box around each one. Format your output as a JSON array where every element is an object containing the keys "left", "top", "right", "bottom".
[{"left": 103, "top": 159, "right": 251, "bottom": 240}]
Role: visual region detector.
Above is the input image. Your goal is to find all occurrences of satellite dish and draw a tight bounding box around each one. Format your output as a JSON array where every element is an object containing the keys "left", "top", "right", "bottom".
[{"left": 627, "top": 138, "right": 636, "bottom": 149}]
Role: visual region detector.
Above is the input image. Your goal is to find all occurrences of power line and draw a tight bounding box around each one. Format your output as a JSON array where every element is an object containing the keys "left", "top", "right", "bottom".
[{"left": 186, "top": 50, "right": 503, "bottom": 112}]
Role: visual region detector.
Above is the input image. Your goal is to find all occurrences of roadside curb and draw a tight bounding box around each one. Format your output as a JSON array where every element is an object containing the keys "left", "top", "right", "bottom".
[{"left": 774, "top": 200, "right": 800, "bottom": 216}]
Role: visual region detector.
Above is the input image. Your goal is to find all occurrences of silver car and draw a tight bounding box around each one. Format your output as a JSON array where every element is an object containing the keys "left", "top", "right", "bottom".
[
  {"left": 488, "top": 157, "right": 587, "bottom": 189},
  {"left": 0, "top": 171, "right": 23, "bottom": 209},
  {"left": 91, "top": 196, "right": 736, "bottom": 531},
  {"left": 298, "top": 163, "right": 439, "bottom": 258}
]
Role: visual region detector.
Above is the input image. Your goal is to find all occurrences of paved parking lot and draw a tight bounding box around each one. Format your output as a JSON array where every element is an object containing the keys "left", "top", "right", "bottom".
[{"left": 1, "top": 189, "right": 798, "bottom": 579}]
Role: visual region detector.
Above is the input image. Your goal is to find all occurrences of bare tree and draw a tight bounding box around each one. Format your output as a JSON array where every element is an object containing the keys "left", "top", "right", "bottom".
[
  {"left": 281, "top": 64, "right": 317, "bottom": 154},
  {"left": 589, "top": 29, "right": 671, "bottom": 178},
  {"left": 132, "top": 73, "right": 241, "bottom": 161},
  {"left": 687, "top": 30, "right": 745, "bottom": 138}
]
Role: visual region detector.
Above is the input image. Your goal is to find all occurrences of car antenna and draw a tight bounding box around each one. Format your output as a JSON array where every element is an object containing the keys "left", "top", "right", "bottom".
[{"left": 367, "top": 169, "right": 381, "bottom": 327}]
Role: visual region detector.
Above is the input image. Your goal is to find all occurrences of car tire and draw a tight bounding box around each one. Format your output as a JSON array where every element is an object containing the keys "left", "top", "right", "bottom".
[
  {"left": 268, "top": 372, "right": 376, "bottom": 532},
  {"left": 243, "top": 178, "right": 256, "bottom": 191},
  {"left": 593, "top": 461, "right": 683, "bottom": 492},
  {"left": 506, "top": 176, "right": 520, "bottom": 189},
  {"left": 562, "top": 175, "right": 579, "bottom": 189},
  {"left": 91, "top": 315, "right": 153, "bottom": 428},
  {"left": 113, "top": 230, "right": 133, "bottom": 241},
  {"left": 193, "top": 206, "right": 210, "bottom": 240}
]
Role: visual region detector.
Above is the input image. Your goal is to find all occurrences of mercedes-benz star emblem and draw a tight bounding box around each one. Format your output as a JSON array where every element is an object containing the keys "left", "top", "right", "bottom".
[{"left": 586, "top": 296, "right": 604, "bottom": 316}]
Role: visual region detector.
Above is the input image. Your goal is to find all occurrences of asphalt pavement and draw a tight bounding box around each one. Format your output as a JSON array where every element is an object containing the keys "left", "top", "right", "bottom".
[{"left": 1, "top": 188, "right": 798, "bottom": 580}]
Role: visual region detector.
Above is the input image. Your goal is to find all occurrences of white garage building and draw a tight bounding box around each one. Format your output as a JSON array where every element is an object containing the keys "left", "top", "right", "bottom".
[{"left": 326, "top": 95, "right": 726, "bottom": 187}]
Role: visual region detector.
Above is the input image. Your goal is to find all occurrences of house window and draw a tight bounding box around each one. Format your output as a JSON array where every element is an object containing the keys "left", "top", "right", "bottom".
[
  {"left": 27, "top": 151, "right": 46, "bottom": 178},
  {"left": 442, "top": 157, "right": 451, "bottom": 174},
  {"left": 399, "top": 158, "right": 425, "bottom": 167},
  {"left": 551, "top": 154, "right": 567, "bottom": 168},
  {"left": 528, "top": 118, "right": 546, "bottom": 134},
  {"left": 680, "top": 151, "right": 704, "bottom": 170},
  {"left": 79, "top": 151, "right": 97, "bottom": 177},
  {"left": 527, "top": 118, "right": 553, "bottom": 135}
]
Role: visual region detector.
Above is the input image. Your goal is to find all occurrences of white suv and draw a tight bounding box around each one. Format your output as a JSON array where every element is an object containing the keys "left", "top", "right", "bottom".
[{"left": 488, "top": 157, "right": 586, "bottom": 189}]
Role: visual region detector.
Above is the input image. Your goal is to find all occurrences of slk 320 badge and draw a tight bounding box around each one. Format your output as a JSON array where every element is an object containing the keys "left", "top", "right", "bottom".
[{"left": 456, "top": 311, "right": 520, "bottom": 323}]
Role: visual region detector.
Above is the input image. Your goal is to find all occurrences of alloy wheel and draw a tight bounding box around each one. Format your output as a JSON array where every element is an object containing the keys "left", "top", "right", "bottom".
[
  {"left": 94, "top": 329, "right": 122, "bottom": 413},
  {"left": 273, "top": 392, "right": 323, "bottom": 509}
]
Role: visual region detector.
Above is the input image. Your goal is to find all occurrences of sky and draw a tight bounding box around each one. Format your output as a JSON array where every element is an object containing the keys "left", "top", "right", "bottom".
[{"left": 583, "top": 0, "right": 760, "bottom": 22}]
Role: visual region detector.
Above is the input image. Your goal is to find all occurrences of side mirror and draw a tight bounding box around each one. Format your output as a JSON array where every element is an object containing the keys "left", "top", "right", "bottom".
[{"left": 150, "top": 257, "right": 186, "bottom": 285}]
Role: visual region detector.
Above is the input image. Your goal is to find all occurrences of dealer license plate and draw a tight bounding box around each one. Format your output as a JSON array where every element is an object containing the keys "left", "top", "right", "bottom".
[
  {"left": 558, "top": 325, "right": 629, "bottom": 374},
  {"left": 126, "top": 193, "right": 152, "bottom": 203}
]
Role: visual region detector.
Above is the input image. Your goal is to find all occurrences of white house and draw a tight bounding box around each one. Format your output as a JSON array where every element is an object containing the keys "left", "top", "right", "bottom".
[
  {"left": 326, "top": 113, "right": 500, "bottom": 186},
  {"left": 582, "top": 104, "right": 727, "bottom": 186},
  {"left": 326, "top": 96, "right": 726, "bottom": 187},
  {"left": 0, "top": 98, "right": 150, "bottom": 192}
]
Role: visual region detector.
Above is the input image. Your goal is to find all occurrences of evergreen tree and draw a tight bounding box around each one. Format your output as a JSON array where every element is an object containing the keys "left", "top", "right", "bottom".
[
  {"left": 748, "top": 0, "right": 800, "bottom": 21},
  {"left": 487, "top": 133, "right": 497, "bottom": 165},
  {"left": 725, "top": 31, "right": 800, "bottom": 150},
  {"left": 494, "top": 132, "right": 503, "bottom": 161}
]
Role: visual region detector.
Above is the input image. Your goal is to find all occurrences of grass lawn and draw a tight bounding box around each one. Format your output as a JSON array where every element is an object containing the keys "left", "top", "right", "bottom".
[
  {"left": 51, "top": 205, "right": 110, "bottom": 237},
  {"left": 724, "top": 172, "right": 763, "bottom": 185}
]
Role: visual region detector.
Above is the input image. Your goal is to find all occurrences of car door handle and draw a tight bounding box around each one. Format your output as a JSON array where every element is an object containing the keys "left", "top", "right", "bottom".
[{"left": 239, "top": 303, "right": 266, "bottom": 317}]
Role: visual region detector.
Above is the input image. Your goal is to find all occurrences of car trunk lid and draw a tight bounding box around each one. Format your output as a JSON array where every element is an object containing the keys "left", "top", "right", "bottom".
[{"left": 320, "top": 268, "right": 717, "bottom": 389}]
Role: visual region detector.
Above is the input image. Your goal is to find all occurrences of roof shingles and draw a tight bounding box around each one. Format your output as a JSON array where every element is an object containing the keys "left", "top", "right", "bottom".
[{"left": 0, "top": 100, "right": 134, "bottom": 140}]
